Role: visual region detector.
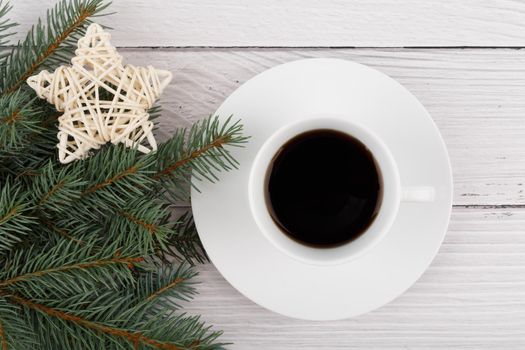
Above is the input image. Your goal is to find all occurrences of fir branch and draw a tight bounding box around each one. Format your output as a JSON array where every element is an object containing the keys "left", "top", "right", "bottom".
[
  {"left": 0, "top": 206, "right": 16, "bottom": 224},
  {"left": 0, "top": 90, "right": 44, "bottom": 150},
  {"left": 40, "top": 219, "right": 86, "bottom": 245},
  {"left": 153, "top": 136, "right": 229, "bottom": 180},
  {"left": 9, "top": 294, "right": 185, "bottom": 350},
  {"left": 0, "top": 94, "right": 57, "bottom": 178},
  {"left": 0, "top": 239, "right": 141, "bottom": 298},
  {"left": 82, "top": 166, "right": 139, "bottom": 195},
  {"left": 2, "top": 108, "right": 17, "bottom": 123},
  {"left": 154, "top": 116, "right": 248, "bottom": 202},
  {"left": 1, "top": 0, "right": 110, "bottom": 95},
  {"left": 146, "top": 278, "right": 184, "bottom": 302},
  {"left": 39, "top": 215, "right": 103, "bottom": 247},
  {"left": 159, "top": 213, "right": 208, "bottom": 265},
  {"left": 14, "top": 286, "right": 225, "bottom": 349},
  {"left": 134, "top": 264, "right": 197, "bottom": 312},
  {"left": 0, "top": 256, "right": 142, "bottom": 288},
  {"left": 0, "top": 297, "right": 36, "bottom": 350},
  {"left": 154, "top": 116, "right": 247, "bottom": 181},
  {"left": 138, "top": 313, "right": 225, "bottom": 350},
  {"left": 0, "top": 2, "right": 247, "bottom": 347},
  {"left": 31, "top": 161, "right": 86, "bottom": 216},
  {"left": 82, "top": 145, "right": 155, "bottom": 196},
  {"left": 119, "top": 210, "right": 158, "bottom": 234},
  {"left": 104, "top": 197, "right": 172, "bottom": 256},
  {"left": 0, "top": 180, "right": 36, "bottom": 254},
  {"left": 38, "top": 179, "right": 65, "bottom": 204},
  {"left": 76, "top": 145, "right": 156, "bottom": 221}
]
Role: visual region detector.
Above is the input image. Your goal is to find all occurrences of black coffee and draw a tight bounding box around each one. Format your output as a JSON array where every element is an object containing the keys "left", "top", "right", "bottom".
[{"left": 266, "top": 129, "right": 381, "bottom": 247}]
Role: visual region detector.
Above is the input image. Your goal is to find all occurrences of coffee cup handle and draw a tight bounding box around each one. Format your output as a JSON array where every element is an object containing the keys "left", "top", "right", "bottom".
[{"left": 401, "top": 186, "right": 435, "bottom": 202}]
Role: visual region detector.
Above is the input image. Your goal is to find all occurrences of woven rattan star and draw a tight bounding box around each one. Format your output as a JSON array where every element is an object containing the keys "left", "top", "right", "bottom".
[{"left": 27, "top": 23, "right": 172, "bottom": 164}]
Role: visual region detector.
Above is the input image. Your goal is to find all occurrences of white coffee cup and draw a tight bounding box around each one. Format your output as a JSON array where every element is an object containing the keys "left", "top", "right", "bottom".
[{"left": 248, "top": 116, "right": 435, "bottom": 266}]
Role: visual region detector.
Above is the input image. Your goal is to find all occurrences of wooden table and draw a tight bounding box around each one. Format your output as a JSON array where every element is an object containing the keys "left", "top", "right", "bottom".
[{"left": 14, "top": 1, "right": 525, "bottom": 348}]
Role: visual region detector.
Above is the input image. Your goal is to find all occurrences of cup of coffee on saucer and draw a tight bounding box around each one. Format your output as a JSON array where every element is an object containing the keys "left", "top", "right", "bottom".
[{"left": 192, "top": 58, "right": 452, "bottom": 320}]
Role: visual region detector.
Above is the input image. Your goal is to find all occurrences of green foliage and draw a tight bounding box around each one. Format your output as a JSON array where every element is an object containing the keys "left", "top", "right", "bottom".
[
  {"left": 107, "top": 197, "right": 172, "bottom": 256},
  {"left": 0, "top": 89, "right": 43, "bottom": 150},
  {"left": 0, "top": 180, "right": 36, "bottom": 254},
  {"left": 0, "top": 298, "right": 37, "bottom": 350},
  {"left": 78, "top": 144, "right": 157, "bottom": 220},
  {"left": 155, "top": 115, "right": 247, "bottom": 202},
  {"left": 31, "top": 160, "right": 86, "bottom": 216},
  {"left": 0, "top": 239, "right": 140, "bottom": 295},
  {"left": 1, "top": 247, "right": 225, "bottom": 349},
  {"left": 132, "top": 264, "right": 198, "bottom": 314},
  {"left": 160, "top": 213, "right": 208, "bottom": 265},
  {"left": 0, "top": 1, "right": 247, "bottom": 349}
]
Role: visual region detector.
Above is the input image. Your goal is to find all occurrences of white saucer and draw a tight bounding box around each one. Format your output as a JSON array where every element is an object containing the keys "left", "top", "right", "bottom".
[{"left": 192, "top": 58, "right": 453, "bottom": 321}]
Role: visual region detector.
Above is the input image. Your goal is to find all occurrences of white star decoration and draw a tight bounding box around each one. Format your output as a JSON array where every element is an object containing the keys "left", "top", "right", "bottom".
[{"left": 27, "top": 23, "right": 172, "bottom": 164}]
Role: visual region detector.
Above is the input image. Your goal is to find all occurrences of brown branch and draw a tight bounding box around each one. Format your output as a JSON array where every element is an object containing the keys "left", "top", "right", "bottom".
[
  {"left": 0, "top": 256, "right": 143, "bottom": 288},
  {"left": 118, "top": 210, "right": 157, "bottom": 234},
  {"left": 0, "top": 207, "right": 18, "bottom": 226},
  {"left": 2, "top": 109, "right": 21, "bottom": 125},
  {"left": 2, "top": 7, "right": 95, "bottom": 96},
  {"left": 14, "top": 170, "right": 38, "bottom": 181},
  {"left": 40, "top": 219, "right": 85, "bottom": 245},
  {"left": 0, "top": 317, "right": 7, "bottom": 350},
  {"left": 146, "top": 278, "right": 184, "bottom": 302},
  {"left": 82, "top": 166, "right": 138, "bottom": 195},
  {"left": 38, "top": 180, "right": 65, "bottom": 206},
  {"left": 153, "top": 136, "right": 229, "bottom": 180},
  {"left": 9, "top": 295, "right": 182, "bottom": 350}
]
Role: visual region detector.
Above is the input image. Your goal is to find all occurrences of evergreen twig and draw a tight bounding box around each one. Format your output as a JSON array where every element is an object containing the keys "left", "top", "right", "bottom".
[
  {"left": 9, "top": 295, "right": 184, "bottom": 350},
  {"left": 0, "top": 1, "right": 245, "bottom": 348},
  {"left": 159, "top": 213, "right": 208, "bottom": 265},
  {"left": 0, "top": 180, "right": 36, "bottom": 254},
  {"left": 0, "top": 256, "right": 143, "bottom": 288}
]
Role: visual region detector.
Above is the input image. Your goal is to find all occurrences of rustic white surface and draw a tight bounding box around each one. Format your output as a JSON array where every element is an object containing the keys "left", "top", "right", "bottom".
[
  {"left": 12, "top": 1, "right": 525, "bottom": 349},
  {"left": 129, "top": 48, "right": 525, "bottom": 206},
  {"left": 185, "top": 208, "right": 525, "bottom": 349},
  {"left": 11, "top": 0, "right": 525, "bottom": 47}
]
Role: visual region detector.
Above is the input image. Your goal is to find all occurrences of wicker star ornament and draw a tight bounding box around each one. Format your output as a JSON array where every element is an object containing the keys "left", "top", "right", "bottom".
[{"left": 27, "top": 23, "right": 172, "bottom": 164}]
